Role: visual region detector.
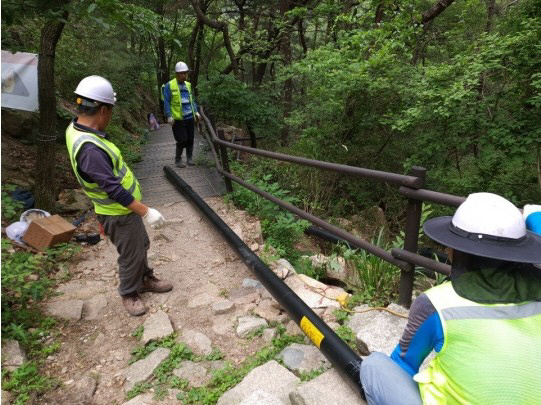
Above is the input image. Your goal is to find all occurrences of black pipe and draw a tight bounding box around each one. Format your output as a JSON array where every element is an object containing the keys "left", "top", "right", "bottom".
[{"left": 163, "top": 166, "right": 365, "bottom": 399}]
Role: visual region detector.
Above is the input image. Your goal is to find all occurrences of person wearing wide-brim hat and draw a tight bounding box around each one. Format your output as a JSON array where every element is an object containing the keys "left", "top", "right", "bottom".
[{"left": 360, "top": 193, "right": 541, "bottom": 405}]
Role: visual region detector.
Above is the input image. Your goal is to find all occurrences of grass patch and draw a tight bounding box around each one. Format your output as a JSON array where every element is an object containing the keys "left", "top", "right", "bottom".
[
  {"left": 177, "top": 328, "right": 304, "bottom": 404},
  {"left": 1, "top": 239, "right": 80, "bottom": 404}
]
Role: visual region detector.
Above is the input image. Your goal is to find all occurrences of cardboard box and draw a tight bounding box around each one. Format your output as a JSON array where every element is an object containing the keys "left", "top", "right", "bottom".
[{"left": 23, "top": 215, "right": 76, "bottom": 251}]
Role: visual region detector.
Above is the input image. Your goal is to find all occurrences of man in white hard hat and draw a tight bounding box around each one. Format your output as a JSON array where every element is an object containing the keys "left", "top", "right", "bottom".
[
  {"left": 66, "top": 75, "right": 173, "bottom": 316},
  {"left": 359, "top": 193, "right": 541, "bottom": 405},
  {"left": 163, "top": 61, "right": 200, "bottom": 168}
]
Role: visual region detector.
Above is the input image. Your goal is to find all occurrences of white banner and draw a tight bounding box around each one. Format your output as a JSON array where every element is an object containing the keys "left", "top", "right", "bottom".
[{"left": 1, "top": 51, "right": 39, "bottom": 112}]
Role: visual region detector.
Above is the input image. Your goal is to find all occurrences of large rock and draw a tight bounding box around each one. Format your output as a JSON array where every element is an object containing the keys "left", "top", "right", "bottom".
[
  {"left": 2, "top": 340, "right": 27, "bottom": 372},
  {"left": 217, "top": 360, "right": 300, "bottom": 405},
  {"left": 277, "top": 343, "right": 331, "bottom": 373},
  {"left": 83, "top": 294, "right": 108, "bottom": 321},
  {"left": 121, "top": 393, "right": 154, "bottom": 405},
  {"left": 123, "top": 348, "right": 170, "bottom": 391},
  {"left": 66, "top": 373, "right": 97, "bottom": 403},
  {"left": 180, "top": 329, "right": 212, "bottom": 356},
  {"left": 306, "top": 254, "right": 347, "bottom": 283},
  {"left": 1, "top": 390, "right": 13, "bottom": 405},
  {"left": 172, "top": 360, "right": 210, "bottom": 387},
  {"left": 56, "top": 189, "right": 93, "bottom": 214},
  {"left": 285, "top": 275, "right": 347, "bottom": 309},
  {"left": 236, "top": 316, "right": 268, "bottom": 338},
  {"left": 253, "top": 299, "right": 282, "bottom": 322},
  {"left": 239, "top": 390, "right": 285, "bottom": 405},
  {"left": 45, "top": 300, "right": 84, "bottom": 320},
  {"left": 348, "top": 303, "right": 408, "bottom": 355},
  {"left": 270, "top": 259, "right": 296, "bottom": 279},
  {"left": 142, "top": 310, "right": 174, "bottom": 344},
  {"left": 289, "top": 368, "right": 365, "bottom": 405}
]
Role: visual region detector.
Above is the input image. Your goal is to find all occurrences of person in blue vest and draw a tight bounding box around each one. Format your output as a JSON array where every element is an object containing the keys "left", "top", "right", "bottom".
[
  {"left": 359, "top": 192, "right": 541, "bottom": 405},
  {"left": 66, "top": 75, "right": 173, "bottom": 316},
  {"left": 163, "top": 61, "right": 200, "bottom": 168}
]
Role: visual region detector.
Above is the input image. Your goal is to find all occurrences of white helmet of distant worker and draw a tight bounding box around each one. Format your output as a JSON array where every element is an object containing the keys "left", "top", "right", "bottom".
[
  {"left": 74, "top": 75, "right": 116, "bottom": 105},
  {"left": 175, "top": 62, "right": 190, "bottom": 73}
]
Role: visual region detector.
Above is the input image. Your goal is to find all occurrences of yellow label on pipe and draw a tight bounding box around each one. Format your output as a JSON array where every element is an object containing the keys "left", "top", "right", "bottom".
[{"left": 300, "top": 316, "right": 324, "bottom": 348}]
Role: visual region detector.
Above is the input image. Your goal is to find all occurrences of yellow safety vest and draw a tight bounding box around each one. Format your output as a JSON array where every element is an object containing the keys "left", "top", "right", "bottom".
[
  {"left": 168, "top": 79, "right": 195, "bottom": 120},
  {"left": 65, "top": 122, "right": 142, "bottom": 215},
  {"left": 414, "top": 282, "right": 541, "bottom": 404}
]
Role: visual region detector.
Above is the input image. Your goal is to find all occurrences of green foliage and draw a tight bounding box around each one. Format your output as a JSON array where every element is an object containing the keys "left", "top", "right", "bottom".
[
  {"left": 1, "top": 362, "right": 55, "bottom": 405},
  {"left": 1, "top": 184, "right": 24, "bottom": 221},
  {"left": 334, "top": 324, "right": 356, "bottom": 351},
  {"left": 1, "top": 240, "right": 80, "bottom": 340},
  {"left": 126, "top": 334, "right": 194, "bottom": 400},
  {"left": 298, "top": 367, "right": 326, "bottom": 382},
  {"left": 292, "top": 256, "right": 326, "bottom": 281},
  {"left": 131, "top": 325, "right": 144, "bottom": 341},
  {"left": 199, "top": 75, "right": 281, "bottom": 136},
  {"left": 226, "top": 166, "right": 310, "bottom": 261},
  {"left": 178, "top": 330, "right": 304, "bottom": 404},
  {"left": 1, "top": 240, "right": 79, "bottom": 404},
  {"left": 341, "top": 229, "right": 400, "bottom": 307}
]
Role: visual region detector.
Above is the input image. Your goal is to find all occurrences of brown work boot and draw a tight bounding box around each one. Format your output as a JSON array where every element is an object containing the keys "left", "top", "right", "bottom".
[
  {"left": 139, "top": 275, "right": 173, "bottom": 293},
  {"left": 122, "top": 292, "right": 147, "bottom": 316}
]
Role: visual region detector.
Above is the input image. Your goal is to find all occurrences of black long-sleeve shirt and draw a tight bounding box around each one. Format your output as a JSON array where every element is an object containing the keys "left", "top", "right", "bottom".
[{"left": 73, "top": 120, "right": 135, "bottom": 207}]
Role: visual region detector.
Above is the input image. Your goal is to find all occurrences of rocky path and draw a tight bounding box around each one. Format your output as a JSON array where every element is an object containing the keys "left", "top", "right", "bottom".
[{"left": 20, "top": 196, "right": 411, "bottom": 404}]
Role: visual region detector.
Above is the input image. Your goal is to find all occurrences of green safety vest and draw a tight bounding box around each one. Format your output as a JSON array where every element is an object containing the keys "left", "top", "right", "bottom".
[
  {"left": 414, "top": 282, "right": 541, "bottom": 405},
  {"left": 65, "top": 122, "right": 142, "bottom": 215},
  {"left": 168, "top": 79, "right": 195, "bottom": 120}
]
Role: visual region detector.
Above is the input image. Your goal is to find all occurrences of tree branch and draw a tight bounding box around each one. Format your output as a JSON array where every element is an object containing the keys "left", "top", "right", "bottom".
[{"left": 421, "top": 0, "right": 455, "bottom": 24}]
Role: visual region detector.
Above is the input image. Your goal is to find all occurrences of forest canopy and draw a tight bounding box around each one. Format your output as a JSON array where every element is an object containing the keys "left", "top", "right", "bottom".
[{"left": 2, "top": 0, "right": 540, "bottom": 216}]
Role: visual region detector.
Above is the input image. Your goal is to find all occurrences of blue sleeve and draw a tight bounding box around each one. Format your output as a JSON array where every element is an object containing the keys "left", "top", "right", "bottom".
[
  {"left": 390, "top": 293, "right": 444, "bottom": 376},
  {"left": 77, "top": 143, "right": 135, "bottom": 207},
  {"left": 164, "top": 82, "right": 172, "bottom": 118}
]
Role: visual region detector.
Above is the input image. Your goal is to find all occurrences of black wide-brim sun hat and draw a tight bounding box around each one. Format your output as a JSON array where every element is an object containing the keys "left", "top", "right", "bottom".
[{"left": 424, "top": 216, "right": 541, "bottom": 263}]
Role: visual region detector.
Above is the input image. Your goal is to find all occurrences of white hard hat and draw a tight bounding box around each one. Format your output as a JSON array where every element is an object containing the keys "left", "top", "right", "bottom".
[
  {"left": 175, "top": 62, "right": 190, "bottom": 73},
  {"left": 74, "top": 75, "right": 117, "bottom": 105},
  {"left": 424, "top": 192, "right": 541, "bottom": 263}
]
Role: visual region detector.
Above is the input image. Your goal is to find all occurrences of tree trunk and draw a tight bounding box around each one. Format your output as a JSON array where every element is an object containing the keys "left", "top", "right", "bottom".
[
  {"left": 280, "top": 0, "right": 292, "bottom": 146},
  {"left": 35, "top": 9, "right": 68, "bottom": 211}
]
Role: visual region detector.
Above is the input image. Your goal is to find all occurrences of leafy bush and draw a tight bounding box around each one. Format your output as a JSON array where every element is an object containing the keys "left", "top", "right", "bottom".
[
  {"left": 341, "top": 229, "right": 400, "bottom": 307},
  {"left": 225, "top": 169, "right": 309, "bottom": 261},
  {"left": 1, "top": 184, "right": 24, "bottom": 221},
  {"left": 1, "top": 240, "right": 80, "bottom": 404},
  {"left": 199, "top": 74, "right": 281, "bottom": 136}
]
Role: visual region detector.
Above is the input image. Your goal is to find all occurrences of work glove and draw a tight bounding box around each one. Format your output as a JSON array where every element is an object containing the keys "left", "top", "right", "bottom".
[
  {"left": 167, "top": 116, "right": 174, "bottom": 125},
  {"left": 195, "top": 112, "right": 201, "bottom": 122},
  {"left": 144, "top": 208, "right": 166, "bottom": 229}
]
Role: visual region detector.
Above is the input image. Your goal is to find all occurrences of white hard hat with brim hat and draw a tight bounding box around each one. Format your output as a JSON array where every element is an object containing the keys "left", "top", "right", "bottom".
[
  {"left": 423, "top": 192, "right": 541, "bottom": 263},
  {"left": 75, "top": 75, "right": 117, "bottom": 105},
  {"left": 175, "top": 62, "right": 190, "bottom": 73}
]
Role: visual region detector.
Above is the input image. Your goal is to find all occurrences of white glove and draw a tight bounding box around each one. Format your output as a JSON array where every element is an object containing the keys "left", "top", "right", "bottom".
[
  {"left": 195, "top": 112, "right": 201, "bottom": 121},
  {"left": 167, "top": 116, "right": 174, "bottom": 125},
  {"left": 144, "top": 208, "right": 165, "bottom": 228}
]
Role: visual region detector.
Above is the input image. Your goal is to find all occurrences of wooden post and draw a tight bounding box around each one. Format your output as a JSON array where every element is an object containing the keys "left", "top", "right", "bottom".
[
  {"left": 217, "top": 129, "right": 233, "bottom": 193},
  {"left": 398, "top": 166, "right": 426, "bottom": 307}
]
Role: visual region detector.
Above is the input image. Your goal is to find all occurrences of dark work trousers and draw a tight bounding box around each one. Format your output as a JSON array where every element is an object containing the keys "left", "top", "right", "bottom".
[
  {"left": 97, "top": 213, "right": 153, "bottom": 296},
  {"left": 172, "top": 118, "right": 195, "bottom": 162}
]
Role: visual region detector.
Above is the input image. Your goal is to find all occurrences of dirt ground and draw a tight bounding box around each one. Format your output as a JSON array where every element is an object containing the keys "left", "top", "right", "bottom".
[{"left": 36, "top": 197, "right": 275, "bottom": 405}]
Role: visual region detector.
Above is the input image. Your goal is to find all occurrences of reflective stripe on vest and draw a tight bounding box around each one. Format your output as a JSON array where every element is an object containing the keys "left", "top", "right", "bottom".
[
  {"left": 65, "top": 123, "right": 142, "bottom": 215},
  {"left": 414, "top": 282, "right": 541, "bottom": 405},
  {"left": 168, "top": 79, "right": 195, "bottom": 120}
]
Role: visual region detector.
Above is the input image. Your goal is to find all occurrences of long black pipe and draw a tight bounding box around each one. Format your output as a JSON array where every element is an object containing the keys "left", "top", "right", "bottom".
[{"left": 163, "top": 166, "right": 365, "bottom": 399}]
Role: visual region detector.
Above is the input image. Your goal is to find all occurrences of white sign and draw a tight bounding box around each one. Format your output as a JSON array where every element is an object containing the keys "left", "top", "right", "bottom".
[{"left": 1, "top": 51, "right": 39, "bottom": 112}]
